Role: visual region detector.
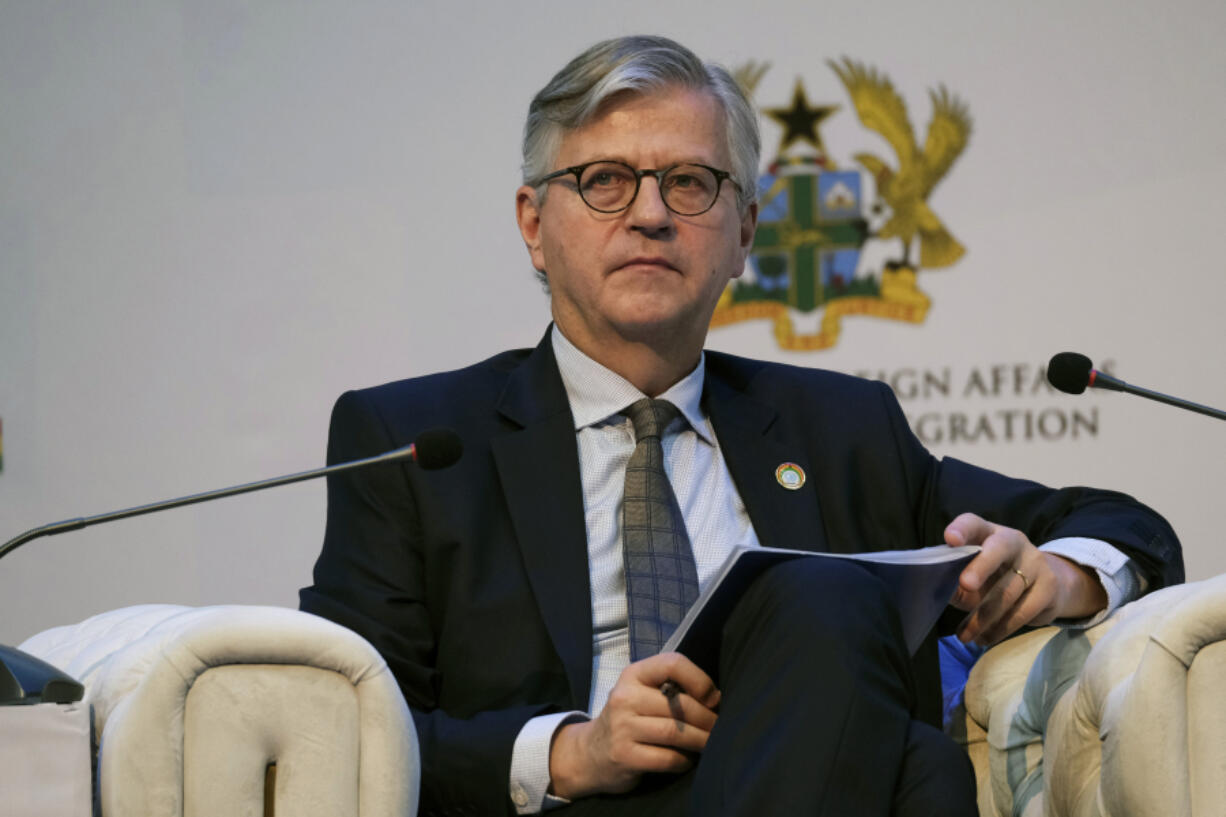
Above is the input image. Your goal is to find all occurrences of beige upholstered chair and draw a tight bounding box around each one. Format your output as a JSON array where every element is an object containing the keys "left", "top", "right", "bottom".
[
  {"left": 955, "top": 574, "right": 1226, "bottom": 817},
  {"left": 19, "top": 604, "right": 418, "bottom": 817}
]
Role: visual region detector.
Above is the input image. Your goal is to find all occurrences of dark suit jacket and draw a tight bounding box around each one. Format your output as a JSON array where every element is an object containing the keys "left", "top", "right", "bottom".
[{"left": 300, "top": 330, "right": 1182, "bottom": 817}]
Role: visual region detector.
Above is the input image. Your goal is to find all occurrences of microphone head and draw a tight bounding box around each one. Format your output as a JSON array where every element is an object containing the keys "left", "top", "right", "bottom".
[
  {"left": 412, "top": 428, "right": 463, "bottom": 470},
  {"left": 1047, "top": 352, "right": 1093, "bottom": 395}
]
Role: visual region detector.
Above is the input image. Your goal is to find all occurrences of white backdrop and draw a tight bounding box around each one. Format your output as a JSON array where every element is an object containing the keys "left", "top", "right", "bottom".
[{"left": 2, "top": 0, "right": 1224, "bottom": 644}]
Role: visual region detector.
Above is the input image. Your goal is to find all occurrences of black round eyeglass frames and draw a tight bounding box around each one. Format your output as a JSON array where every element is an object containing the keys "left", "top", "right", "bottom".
[{"left": 531, "top": 160, "right": 738, "bottom": 216}]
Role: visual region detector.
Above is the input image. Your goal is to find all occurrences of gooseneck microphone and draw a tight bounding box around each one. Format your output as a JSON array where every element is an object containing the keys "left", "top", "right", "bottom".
[
  {"left": 2, "top": 427, "right": 460, "bottom": 703},
  {"left": 1047, "top": 352, "right": 1226, "bottom": 422},
  {"left": 0, "top": 427, "right": 463, "bottom": 562}
]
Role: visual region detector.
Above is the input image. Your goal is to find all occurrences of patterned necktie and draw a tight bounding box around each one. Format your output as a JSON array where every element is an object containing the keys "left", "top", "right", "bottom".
[{"left": 622, "top": 398, "right": 701, "bottom": 661}]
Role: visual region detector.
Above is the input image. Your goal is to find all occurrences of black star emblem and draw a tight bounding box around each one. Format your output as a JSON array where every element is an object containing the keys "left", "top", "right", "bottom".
[{"left": 765, "top": 79, "right": 839, "bottom": 156}]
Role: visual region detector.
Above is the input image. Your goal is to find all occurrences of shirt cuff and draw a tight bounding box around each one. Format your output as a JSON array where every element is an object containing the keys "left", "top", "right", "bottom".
[
  {"left": 509, "top": 711, "right": 588, "bottom": 814},
  {"left": 1039, "top": 537, "right": 1140, "bottom": 627}
]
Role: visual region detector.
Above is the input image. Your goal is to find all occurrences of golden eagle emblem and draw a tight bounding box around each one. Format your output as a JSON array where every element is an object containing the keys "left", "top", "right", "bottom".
[{"left": 828, "top": 58, "right": 972, "bottom": 269}]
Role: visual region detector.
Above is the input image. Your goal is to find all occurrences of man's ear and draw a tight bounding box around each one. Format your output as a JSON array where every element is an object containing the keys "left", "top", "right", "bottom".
[
  {"left": 516, "top": 185, "right": 547, "bottom": 273},
  {"left": 735, "top": 200, "right": 759, "bottom": 276},
  {"left": 740, "top": 200, "right": 758, "bottom": 252}
]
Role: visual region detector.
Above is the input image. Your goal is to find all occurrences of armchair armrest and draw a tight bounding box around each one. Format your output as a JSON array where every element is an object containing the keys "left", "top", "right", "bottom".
[
  {"left": 21, "top": 604, "right": 418, "bottom": 817},
  {"left": 956, "top": 574, "right": 1226, "bottom": 817},
  {"left": 1045, "top": 574, "right": 1226, "bottom": 817}
]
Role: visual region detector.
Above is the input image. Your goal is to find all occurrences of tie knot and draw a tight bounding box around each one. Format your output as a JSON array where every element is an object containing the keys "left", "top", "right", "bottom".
[{"left": 626, "top": 398, "right": 681, "bottom": 441}]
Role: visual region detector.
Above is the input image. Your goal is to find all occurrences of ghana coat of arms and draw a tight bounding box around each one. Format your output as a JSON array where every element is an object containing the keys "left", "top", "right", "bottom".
[{"left": 711, "top": 59, "right": 972, "bottom": 350}]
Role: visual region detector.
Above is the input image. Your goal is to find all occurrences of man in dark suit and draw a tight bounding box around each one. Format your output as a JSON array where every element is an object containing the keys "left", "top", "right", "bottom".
[{"left": 300, "top": 35, "right": 1181, "bottom": 817}]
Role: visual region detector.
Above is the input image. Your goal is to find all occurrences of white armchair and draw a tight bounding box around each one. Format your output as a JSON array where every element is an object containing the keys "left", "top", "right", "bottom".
[
  {"left": 955, "top": 574, "right": 1226, "bottom": 817},
  {"left": 19, "top": 604, "right": 419, "bottom": 817}
]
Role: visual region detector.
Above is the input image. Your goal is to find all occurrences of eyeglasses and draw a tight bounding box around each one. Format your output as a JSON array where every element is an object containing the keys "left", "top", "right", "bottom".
[{"left": 533, "top": 160, "right": 737, "bottom": 216}]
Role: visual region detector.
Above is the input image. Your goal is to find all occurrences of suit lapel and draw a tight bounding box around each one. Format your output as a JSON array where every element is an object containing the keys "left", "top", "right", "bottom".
[
  {"left": 491, "top": 333, "right": 593, "bottom": 709},
  {"left": 705, "top": 371, "right": 830, "bottom": 554}
]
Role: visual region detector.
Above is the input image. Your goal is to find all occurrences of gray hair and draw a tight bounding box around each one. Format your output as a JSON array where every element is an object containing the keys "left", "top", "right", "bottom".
[{"left": 522, "top": 36, "right": 760, "bottom": 213}]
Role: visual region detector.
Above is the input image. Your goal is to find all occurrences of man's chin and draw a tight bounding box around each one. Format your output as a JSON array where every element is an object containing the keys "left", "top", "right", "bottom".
[{"left": 606, "top": 311, "right": 703, "bottom": 348}]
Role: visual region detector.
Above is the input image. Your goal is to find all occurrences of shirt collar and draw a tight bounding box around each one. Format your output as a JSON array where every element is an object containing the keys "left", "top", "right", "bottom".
[{"left": 551, "top": 324, "right": 712, "bottom": 443}]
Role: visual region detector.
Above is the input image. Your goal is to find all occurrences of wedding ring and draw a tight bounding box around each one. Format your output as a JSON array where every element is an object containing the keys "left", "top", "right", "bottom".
[{"left": 1012, "top": 567, "right": 1031, "bottom": 590}]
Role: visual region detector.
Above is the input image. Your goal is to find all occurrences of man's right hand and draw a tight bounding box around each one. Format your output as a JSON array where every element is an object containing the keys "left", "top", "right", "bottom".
[{"left": 548, "top": 652, "right": 720, "bottom": 800}]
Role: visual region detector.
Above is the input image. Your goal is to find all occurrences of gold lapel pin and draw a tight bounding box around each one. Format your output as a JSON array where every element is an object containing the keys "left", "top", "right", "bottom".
[{"left": 775, "top": 462, "right": 806, "bottom": 490}]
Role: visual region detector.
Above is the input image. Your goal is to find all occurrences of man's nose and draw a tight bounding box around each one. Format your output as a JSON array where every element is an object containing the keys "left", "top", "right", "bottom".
[{"left": 626, "top": 176, "right": 673, "bottom": 232}]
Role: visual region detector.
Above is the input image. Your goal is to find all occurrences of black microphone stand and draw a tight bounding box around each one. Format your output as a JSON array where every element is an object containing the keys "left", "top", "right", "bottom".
[
  {"left": 1, "top": 430, "right": 460, "bottom": 705},
  {"left": 1088, "top": 370, "right": 1226, "bottom": 422},
  {"left": 0, "top": 443, "right": 417, "bottom": 562},
  {"left": 1, "top": 446, "right": 407, "bottom": 705}
]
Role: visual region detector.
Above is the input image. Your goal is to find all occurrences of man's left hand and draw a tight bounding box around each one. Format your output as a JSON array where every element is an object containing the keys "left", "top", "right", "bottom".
[{"left": 945, "top": 513, "right": 1108, "bottom": 645}]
